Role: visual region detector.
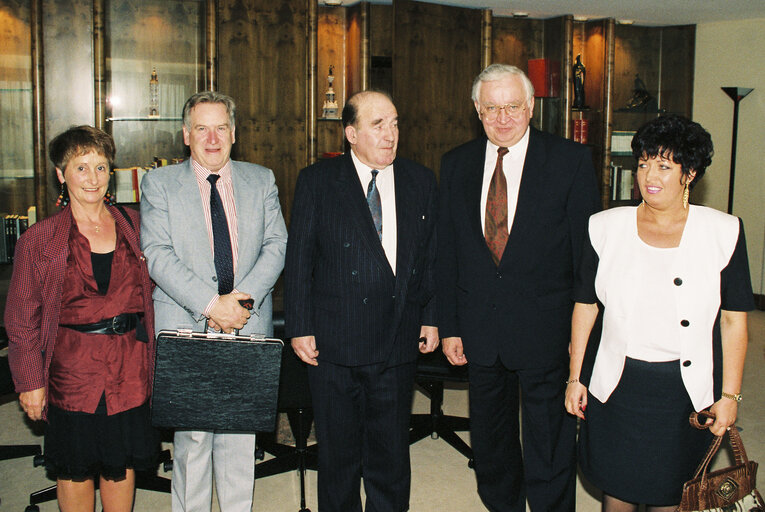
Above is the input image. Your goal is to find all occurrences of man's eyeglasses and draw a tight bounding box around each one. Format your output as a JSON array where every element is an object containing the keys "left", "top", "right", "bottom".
[{"left": 480, "top": 103, "right": 527, "bottom": 121}]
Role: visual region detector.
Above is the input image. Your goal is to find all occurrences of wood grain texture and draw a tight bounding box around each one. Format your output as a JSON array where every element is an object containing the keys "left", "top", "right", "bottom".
[
  {"left": 218, "top": 0, "right": 309, "bottom": 225},
  {"left": 393, "top": 0, "right": 481, "bottom": 177}
]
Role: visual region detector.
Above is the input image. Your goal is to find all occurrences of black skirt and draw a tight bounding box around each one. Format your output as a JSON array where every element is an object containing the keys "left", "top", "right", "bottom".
[
  {"left": 579, "top": 357, "right": 712, "bottom": 506},
  {"left": 44, "top": 396, "right": 159, "bottom": 480}
]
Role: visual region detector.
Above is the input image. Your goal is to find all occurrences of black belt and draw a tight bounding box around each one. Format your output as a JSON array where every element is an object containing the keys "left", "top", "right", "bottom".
[{"left": 61, "top": 313, "right": 140, "bottom": 335}]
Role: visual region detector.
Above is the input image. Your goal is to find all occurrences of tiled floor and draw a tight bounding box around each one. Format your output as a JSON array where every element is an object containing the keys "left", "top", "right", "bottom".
[{"left": 2, "top": 309, "right": 763, "bottom": 511}]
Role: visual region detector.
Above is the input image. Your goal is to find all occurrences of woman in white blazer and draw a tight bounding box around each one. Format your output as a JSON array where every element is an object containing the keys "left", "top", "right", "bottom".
[{"left": 564, "top": 115, "right": 754, "bottom": 511}]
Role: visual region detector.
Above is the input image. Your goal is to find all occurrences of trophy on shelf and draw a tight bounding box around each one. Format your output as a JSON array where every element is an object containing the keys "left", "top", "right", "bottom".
[
  {"left": 322, "top": 65, "right": 340, "bottom": 119},
  {"left": 149, "top": 67, "right": 159, "bottom": 118}
]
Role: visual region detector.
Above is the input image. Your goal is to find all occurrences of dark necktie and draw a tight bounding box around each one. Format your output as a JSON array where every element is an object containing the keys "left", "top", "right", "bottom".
[
  {"left": 367, "top": 169, "right": 382, "bottom": 241},
  {"left": 207, "top": 173, "right": 234, "bottom": 295},
  {"left": 485, "top": 147, "right": 509, "bottom": 265}
]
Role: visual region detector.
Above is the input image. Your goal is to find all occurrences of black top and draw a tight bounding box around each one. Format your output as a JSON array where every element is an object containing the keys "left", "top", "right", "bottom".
[{"left": 91, "top": 251, "right": 114, "bottom": 295}]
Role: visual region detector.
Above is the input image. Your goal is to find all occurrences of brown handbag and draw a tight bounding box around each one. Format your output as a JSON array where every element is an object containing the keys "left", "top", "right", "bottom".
[{"left": 677, "top": 410, "right": 764, "bottom": 512}]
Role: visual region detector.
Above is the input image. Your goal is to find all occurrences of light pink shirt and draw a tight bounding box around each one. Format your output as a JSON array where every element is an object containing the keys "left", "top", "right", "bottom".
[{"left": 190, "top": 158, "right": 240, "bottom": 316}]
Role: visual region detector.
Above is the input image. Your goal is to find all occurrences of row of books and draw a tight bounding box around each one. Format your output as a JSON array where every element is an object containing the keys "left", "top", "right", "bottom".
[
  {"left": 113, "top": 157, "right": 182, "bottom": 204},
  {"left": 610, "top": 162, "right": 638, "bottom": 202},
  {"left": 1, "top": 214, "right": 30, "bottom": 263}
]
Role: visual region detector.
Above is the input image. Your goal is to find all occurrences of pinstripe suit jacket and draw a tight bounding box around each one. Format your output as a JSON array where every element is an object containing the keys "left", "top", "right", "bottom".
[
  {"left": 140, "top": 159, "right": 287, "bottom": 336},
  {"left": 4, "top": 206, "right": 155, "bottom": 418},
  {"left": 284, "top": 153, "right": 437, "bottom": 367}
]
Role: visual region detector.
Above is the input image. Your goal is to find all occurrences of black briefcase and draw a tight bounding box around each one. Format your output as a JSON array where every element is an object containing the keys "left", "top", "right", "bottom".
[{"left": 151, "top": 329, "right": 283, "bottom": 432}]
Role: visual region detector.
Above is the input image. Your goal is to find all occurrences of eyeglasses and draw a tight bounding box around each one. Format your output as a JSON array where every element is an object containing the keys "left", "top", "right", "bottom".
[{"left": 480, "top": 103, "right": 527, "bottom": 121}]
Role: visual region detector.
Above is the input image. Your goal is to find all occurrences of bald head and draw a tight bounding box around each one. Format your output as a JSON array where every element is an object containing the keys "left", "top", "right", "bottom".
[{"left": 343, "top": 91, "right": 399, "bottom": 169}]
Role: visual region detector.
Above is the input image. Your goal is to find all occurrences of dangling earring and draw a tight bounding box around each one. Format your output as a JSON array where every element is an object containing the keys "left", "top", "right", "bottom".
[
  {"left": 682, "top": 181, "right": 690, "bottom": 209},
  {"left": 103, "top": 168, "right": 116, "bottom": 206},
  {"left": 55, "top": 182, "right": 69, "bottom": 208}
]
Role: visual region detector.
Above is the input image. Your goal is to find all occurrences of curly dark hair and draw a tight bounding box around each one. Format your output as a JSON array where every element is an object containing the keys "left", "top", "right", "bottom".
[{"left": 631, "top": 114, "right": 713, "bottom": 189}]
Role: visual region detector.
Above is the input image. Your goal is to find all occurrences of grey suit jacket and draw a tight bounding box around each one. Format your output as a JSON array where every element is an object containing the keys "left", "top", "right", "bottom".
[{"left": 140, "top": 159, "right": 287, "bottom": 337}]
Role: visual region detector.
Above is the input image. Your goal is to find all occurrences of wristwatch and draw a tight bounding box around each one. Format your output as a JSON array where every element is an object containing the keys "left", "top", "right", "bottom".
[{"left": 721, "top": 391, "right": 743, "bottom": 402}]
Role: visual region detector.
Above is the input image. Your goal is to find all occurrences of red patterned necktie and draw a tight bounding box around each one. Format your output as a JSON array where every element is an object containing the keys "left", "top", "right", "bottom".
[{"left": 485, "top": 146, "right": 509, "bottom": 265}]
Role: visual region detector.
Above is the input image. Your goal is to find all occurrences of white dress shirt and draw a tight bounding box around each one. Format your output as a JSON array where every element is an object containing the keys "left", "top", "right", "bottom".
[
  {"left": 351, "top": 150, "right": 397, "bottom": 274},
  {"left": 479, "top": 128, "right": 530, "bottom": 235}
]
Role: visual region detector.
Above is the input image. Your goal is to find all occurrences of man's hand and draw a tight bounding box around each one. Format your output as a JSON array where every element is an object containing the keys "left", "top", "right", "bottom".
[
  {"left": 442, "top": 336, "right": 467, "bottom": 366},
  {"left": 208, "top": 292, "right": 252, "bottom": 333},
  {"left": 292, "top": 335, "right": 319, "bottom": 366},
  {"left": 418, "top": 325, "right": 439, "bottom": 353},
  {"left": 19, "top": 387, "right": 46, "bottom": 421}
]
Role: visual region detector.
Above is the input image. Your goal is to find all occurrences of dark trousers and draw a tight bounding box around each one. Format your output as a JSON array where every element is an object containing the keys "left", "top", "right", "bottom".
[
  {"left": 308, "top": 360, "right": 417, "bottom": 512},
  {"left": 468, "top": 359, "right": 577, "bottom": 512}
]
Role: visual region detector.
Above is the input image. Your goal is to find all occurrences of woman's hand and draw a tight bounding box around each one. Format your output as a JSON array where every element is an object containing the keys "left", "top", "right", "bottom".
[
  {"left": 19, "top": 387, "right": 46, "bottom": 421},
  {"left": 565, "top": 382, "right": 588, "bottom": 420},
  {"left": 707, "top": 398, "right": 738, "bottom": 436}
]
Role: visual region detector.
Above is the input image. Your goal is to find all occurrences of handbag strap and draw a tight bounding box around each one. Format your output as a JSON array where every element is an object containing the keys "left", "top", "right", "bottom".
[{"left": 688, "top": 411, "right": 751, "bottom": 481}]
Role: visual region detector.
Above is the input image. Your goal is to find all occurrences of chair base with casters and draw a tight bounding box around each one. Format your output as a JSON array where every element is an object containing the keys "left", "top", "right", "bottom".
[
  {"left": 256, "top": 409, "right": 317, "bottom": 512},
  {"left": 254, "top": 314, "right": 316, "bottom": 512},
  {"left": 409, "top": 350, "right": 474, "bottom": 468},
  {"left": 1, "top": 327, "right": 44, "bottom": 508},
  {"left": 24, "top": 449, "right": 173, "bottom": 512}
]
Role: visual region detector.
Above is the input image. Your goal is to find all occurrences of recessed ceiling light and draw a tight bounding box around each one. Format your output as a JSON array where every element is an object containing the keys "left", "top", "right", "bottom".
[
  {"left": 513, "top": 12, "right": 529, "bottom": 17},
  {"left": 618, "top": 19, "right": 634, "bottom": 25},
  {"left": 324, "top": 0, "right": 342, "bottom": 5},
  {"left": 573, "top": 15, "right": 589, "bottom": 21}
]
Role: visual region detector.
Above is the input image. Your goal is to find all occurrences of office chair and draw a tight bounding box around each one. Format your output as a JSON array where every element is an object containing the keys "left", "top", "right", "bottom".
[
  {"left": 409, "top": 350, "right": 474, "bottom": 467},
  {"left": 255, "top": 313, "right": 316, "bottom": 512},
  {"left": 1, "top": 327, "right": 43, "bottom": 510}
]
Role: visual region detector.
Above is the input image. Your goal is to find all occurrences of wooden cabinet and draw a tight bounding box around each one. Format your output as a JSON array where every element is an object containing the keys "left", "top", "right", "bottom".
[
  {"left": 101, "top": 0, "right": 208, "bottom": 172},
  {"left": 574, "top": 20, "right": 695, "bottom": 208}
]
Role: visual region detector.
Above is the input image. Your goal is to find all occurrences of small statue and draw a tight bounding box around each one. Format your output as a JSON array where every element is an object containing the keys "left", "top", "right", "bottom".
[
  {"left": 322, "top": 65, "right": 339, "bottom": 119},
  {"left": 624, "top": 74, "right": 655, "bottom": 112},
  {"left": 572, "top": 54, "right": 586, "bottom": 109}
]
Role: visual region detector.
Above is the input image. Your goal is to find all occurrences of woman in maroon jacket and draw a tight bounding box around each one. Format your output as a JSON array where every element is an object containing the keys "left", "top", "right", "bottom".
[{"left": 4, "top": 126, "right": 157, "bottom": 512}]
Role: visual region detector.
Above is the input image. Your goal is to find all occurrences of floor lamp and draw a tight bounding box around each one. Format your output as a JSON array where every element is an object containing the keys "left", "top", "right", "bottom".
[{"left": 721, "top": 87, "right": 753, "bottom": 214}]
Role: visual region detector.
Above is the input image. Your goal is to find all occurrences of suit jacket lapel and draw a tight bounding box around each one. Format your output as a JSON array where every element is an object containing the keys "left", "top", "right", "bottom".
[
  {"left": 507, "top": 128, "right": 546, "bottom": 255},
  {"left": 335, "top": 154, "right": 392, "bottom": 275},
  {"left": 393, "top": 160, "right": 416, "bottom": 281},
  {"left": 462, "top": 139, "right": 498, "bottom": 263},
  {"left": 231, "top": 161, "right": 253, "bottom": 274},
  {"left": 176, "top": 161, "right": 215, "bottom": 274}
]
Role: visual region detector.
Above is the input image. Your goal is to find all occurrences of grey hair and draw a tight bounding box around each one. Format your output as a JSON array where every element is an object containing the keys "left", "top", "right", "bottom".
[
  {"left": 182, "top": 91, "right": 236, "bottom": 130},
  {"left": 471, "top": 64, "right": 535, "bottom": 105}
]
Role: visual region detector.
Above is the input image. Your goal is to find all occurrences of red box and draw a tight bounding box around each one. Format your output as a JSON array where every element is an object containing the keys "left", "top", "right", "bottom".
[{"left": 528, "top": 58, "right": 560, "bottom": 98}]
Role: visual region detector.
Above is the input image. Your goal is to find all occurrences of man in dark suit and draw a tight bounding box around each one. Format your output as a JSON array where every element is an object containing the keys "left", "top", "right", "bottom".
[
  {"left": 438, "top": 64, "right": 600, "bottom": 511},
  {"left": 285, "top": 90, "right": 439, "bottom": 512}
]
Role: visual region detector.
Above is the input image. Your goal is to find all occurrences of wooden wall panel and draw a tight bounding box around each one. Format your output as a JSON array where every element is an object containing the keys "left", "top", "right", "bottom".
[
  {"left": 613, "top": 25, "right": 661, "bottom": 112},
  {"left": 218, "top": 0, "right": 308, "bottom": 225},
  {"left": 345, "top": 2, "right": 366, "bottom": 96},
  {"left": 660, "top": 25, "right": 695, "bottom": 115},
  {"left": 393, "top": 0, "right": 481, "bottom": 176},
  {"left": 492, "top": 17, "right": 544, "bottom": 70}
]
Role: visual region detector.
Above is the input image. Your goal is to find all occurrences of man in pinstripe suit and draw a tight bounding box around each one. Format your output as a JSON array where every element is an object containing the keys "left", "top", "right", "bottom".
[{"left": 284, "top": 91, "right": 439, "bottom": 512}]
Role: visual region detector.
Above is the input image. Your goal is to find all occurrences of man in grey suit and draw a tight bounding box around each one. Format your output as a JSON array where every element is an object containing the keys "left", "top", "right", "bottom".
[{"left": 140, "top": 91, "right": 287, "bottom": 512}]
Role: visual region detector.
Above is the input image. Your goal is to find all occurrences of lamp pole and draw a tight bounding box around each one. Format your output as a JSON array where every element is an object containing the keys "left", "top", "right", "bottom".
[{"left": 721, "top": 87, "right": 753, "bottom": 214}]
